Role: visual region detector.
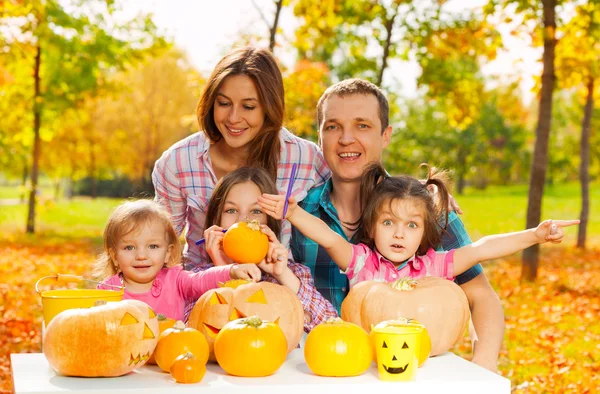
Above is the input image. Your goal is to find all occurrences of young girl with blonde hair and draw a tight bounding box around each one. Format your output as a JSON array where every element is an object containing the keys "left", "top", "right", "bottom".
[{"left": 96, "top": 199, "right": 260, "bottom": 320}]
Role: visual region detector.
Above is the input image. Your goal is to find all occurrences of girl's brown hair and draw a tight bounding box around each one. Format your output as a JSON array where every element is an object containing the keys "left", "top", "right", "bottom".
[
  {"left": 358, "top": 162, "right": 451, "bottom": 255},
  {"left": 204, "top": 166, "right": 281, "bottom": 265},
  {"left": 197, "top": 46, "right": 284, "bottom": 178},
  {"left": 93, "top": 199, "right": 182, "bottom": 280}
]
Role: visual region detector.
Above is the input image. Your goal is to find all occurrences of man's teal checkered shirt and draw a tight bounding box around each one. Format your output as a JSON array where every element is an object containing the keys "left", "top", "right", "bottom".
[{"left": 291, "top": 179, "right": 482, "bottom": 315}]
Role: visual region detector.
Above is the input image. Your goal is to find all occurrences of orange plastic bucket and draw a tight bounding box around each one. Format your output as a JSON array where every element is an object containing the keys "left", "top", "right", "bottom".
[{"left": 36, "top": 274, "right": 124, "bottom": 326}]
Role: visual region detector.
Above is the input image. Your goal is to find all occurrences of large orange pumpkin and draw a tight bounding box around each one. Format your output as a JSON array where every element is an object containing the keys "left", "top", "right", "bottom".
[
  {"left": 222, "top": 220, "right": 269, "bottom": 264},
  {"left": 43, "top": 299, "right": 159, "bottom": 377},
  {"left": 188, "top": 280, "right": 303, "bottom": 361},
  {"left": 341, "top": 277, "right": 470, "bottom": 356},
  {"left": 214, "top": 316, "right": 287, "bottom": 377},
  {"left": 304, "top": 318, "right": 372, "bottom": 377}
]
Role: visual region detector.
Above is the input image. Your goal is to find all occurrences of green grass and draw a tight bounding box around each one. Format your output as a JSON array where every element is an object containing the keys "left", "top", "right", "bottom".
[
  {"left": 458, "top": 182, "right": 600, "bottom": 244},
  {"left": 0, "top": 185, "right": 53, "bottom": 199},
  {"left": 0, "top": 182, "right": 598, "bottom": 245}
]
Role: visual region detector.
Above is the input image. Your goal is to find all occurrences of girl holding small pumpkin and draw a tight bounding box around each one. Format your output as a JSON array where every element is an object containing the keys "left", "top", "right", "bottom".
[
  {"left": 95, "top": 199, "right": 261, "bottom": 321},
  {"left": 258, "top": 162, "right": 579, "bottom": 287},
  {"left": 201, "top": 166, "right": 336, "bottom": 332}
]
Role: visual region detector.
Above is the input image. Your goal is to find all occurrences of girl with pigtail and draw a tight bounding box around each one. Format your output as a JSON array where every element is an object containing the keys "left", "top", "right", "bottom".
[{"left": 258, "top": 162, "right": 579, "bottom": 287}]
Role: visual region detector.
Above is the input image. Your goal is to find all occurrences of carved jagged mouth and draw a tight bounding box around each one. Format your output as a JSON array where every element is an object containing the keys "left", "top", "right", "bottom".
[
  {"left": 129, "top": 352, "right": 151, "bottom": 366},
  {"left": 383, "top": 364, "right": 409, "bottom": 374}
]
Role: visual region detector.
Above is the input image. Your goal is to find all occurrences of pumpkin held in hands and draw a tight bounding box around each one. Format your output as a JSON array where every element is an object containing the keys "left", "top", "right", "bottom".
[
  {"left": 341, "top": 277, "right": 470, "bottom": 356},
  {"left": 214, "top": 316, "right": 287, "bottom": 377},
  {"left": 154, "top": 321, "right": 209, "bottom": 372},
  {"left": 43, "top": 299, "right": 159, "bottom": 377},
  {"left": 188, "top": 279, "right": 303, "bottom": 361},
  {"left": 222, "top": 220, "right": 269, "bottom": 264},
  {"left": 304, "top": 318, "right": 372, "bottom": 377}
]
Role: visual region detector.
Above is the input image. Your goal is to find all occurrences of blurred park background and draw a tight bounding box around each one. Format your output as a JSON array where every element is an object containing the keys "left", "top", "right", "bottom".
[{"left": 1, "top": 0, "right": 599, "bottom": 392}]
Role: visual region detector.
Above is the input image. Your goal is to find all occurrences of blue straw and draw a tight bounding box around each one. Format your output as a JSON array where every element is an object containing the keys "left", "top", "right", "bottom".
[
  {"left": 282, "top": 163, "right": 298, "bottom": 219},
  {"left": 195, "top": 228, "right": 227, "bottom": 245}
]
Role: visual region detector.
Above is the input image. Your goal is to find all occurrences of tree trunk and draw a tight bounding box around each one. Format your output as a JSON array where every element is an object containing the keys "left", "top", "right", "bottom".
[
  {"left": 20, "top": 161, "right": 29, "bottom": 203},
  {"left": 376, "top": 4, "right": 399, "bottom": 87},
  {"left": 577, "top": 78, "right": 593, "bottom": 249},
  {"left": 26, "top": 43, "right": 42, "bottom": 234},
  {"left": 269, "top": 0, "right": 284, "bottom": 52},
  {"left": 522, "top": 0, "right": 556, "bottom": 281}
]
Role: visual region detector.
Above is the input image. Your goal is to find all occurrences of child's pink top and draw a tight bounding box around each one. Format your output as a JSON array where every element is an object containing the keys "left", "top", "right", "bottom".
[
  {"left": 99, "top": 265, "right": 231, "bottom": 321},
  {"left": 344, "top": 244, "right": 455, "bottom": 287}
]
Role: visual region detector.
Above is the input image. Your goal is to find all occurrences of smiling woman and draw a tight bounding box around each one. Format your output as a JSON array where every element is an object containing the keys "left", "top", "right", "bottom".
[{"left": 151, "top": 46, "right": 338, "bottom": 328}]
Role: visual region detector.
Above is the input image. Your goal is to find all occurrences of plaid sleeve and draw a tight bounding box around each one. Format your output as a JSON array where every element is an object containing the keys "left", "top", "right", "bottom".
[
  {"left": 441, "top": 211, "right": 483, "bottom": 285},
  {"left": 263, "top": 261, "right": 338, "bottom": 332},
  {"left": 152, "top": 150, "right": 187, "bottom": 236}
]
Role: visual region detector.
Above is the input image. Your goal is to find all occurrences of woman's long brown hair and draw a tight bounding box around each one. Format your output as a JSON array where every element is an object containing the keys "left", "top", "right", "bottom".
[{"left": 196, "top": 46, "right": 284, "bottom": 178}]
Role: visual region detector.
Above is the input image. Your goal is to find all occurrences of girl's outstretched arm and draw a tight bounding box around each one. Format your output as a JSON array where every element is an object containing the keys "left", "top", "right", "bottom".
[
  {"left": 258, "top": 193, "right": 354, "bottom": 271},
  {"left": 453, "top": 219, "right": 580, "bottom": 276}
]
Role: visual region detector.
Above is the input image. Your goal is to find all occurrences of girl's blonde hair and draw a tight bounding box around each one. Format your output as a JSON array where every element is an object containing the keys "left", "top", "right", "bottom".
[
  {"left": 359, "top": 162, "right": 451, "bottom": 255},
  {"left": 93, "top": 199, "right": 182, "bottom": 280}
]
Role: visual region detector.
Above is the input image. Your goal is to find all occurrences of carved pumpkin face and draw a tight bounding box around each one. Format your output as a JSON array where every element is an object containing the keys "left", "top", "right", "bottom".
[
  {"left": 188, "top": 280, "right": 303, "bottom": 360},
  {"left": 43, "top": 299, "right": 159, "bottom": 377},
  {"left": 372, "top": 325, "right": 421, "bottom": 381}
]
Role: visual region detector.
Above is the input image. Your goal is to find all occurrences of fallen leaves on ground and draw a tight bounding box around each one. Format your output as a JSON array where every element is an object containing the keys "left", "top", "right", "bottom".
[{"left": 1, "top": 239, "right": 599, "bottom": 393}]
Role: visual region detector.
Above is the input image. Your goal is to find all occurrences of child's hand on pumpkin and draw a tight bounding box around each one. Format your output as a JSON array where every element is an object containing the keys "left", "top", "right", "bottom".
[
  {"left": 256, "top": 224, "right": 289, "bottom": 277},
  {"left": 258, "top": 193, "right": 298, "bottom": 220},
  {"left": 203, "top": 225, "right": 230, "bottom": 266},
  {"left": 230, "top": 263, "right": 262, "bottom": 282},
  {"left": 533, "top": 219, "right": 580, "bottom": 244}
]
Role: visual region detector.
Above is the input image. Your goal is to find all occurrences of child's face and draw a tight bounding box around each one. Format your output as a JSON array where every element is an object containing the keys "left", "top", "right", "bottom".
[
  {"left": 113, "top": 219, "right": 172, "bottom": 289},
  {"left": 220, "top": 181, "right": 268, "bottom": 229},
  {"left": 373, "top": 198, "right": 425, "bottom": 265}
]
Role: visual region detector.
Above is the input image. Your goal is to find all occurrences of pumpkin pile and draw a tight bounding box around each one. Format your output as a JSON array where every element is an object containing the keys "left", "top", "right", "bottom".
[
  {"left": 43, "top": 299, "right": 159, "bottom": 377},
  {"left": 341, "top": 276, "right": 470, "bottom": 357},
  {"left": 188, "top": 279, "right": 304, "bottom": 360}
]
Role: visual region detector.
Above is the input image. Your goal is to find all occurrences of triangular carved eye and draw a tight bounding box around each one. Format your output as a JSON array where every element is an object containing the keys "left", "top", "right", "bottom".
[
  {"left": 148, "top": 308, "right": 156, "bottom": 318},
  {"left": 120, "top": 312, "right": 139, "bottom": 326},
  {"left": 245, "top": 289, "right": 267, "bottom": 304},
  {"left": 230, "top": 308, "right": 246, "bottom": 320},
  {"left": 210, "top": 292, "right": 228, "bottom": 305},
  {"left": 382, "top": 341, "right": 388, "bottom": 348},
  {"left": 402, "top": 342, "right": 409, "bottom": 349},
  {"left": 142, "top": 323, "right": 155, "bottom": 339}
]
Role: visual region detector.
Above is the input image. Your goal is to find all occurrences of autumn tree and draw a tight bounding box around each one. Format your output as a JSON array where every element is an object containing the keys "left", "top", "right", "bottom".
[
  {"left": 0, "top": 0, "right": 165, "bottom": 232},
  {"left": 555, "top": 2, "right": 600, "bottom": 249}
]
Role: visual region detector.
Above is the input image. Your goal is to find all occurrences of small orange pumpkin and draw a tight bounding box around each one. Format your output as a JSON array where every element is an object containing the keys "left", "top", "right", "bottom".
[
  {"left": 188, "top": 280, "right": 303, "bottom": 361},
  {"left": 214, "top": 316, "right": 287, "bottom": 377},
  {"left": 222, "top": 220, "right": 269, "bottom": 264},
  {"left": 170, "top": 352, "right": 206, "bottom": 384},
  {"left": 155, "top": 321, "right": 209, "bottom": 372},
  {"left": 341, "top": 277, "right": 470, "bottom": 356},
  {"left": 147, "top": 314, "right": 176, "bottom": 364},
  {"left": 304, "top": 318, "right": 372, "bottom": 377}
]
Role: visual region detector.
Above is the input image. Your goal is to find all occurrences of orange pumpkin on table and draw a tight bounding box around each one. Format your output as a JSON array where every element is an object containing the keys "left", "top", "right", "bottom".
[
  {"left": 147, "top": 314, "right": 176, "bottom": 365},
  {"left": 188, "top": 279, "right": 303, "bottom": 361},
  {"left": 43, "top": 299, "right": 159, "bottom": 377},
  {"left": 214, "top": 316, "right": 287, "bottom": 377},
  {"left": 154, "top": 321, "right": 209, "bottom": 372},
  {"left": 170, "top": 352, "right": 206, "bottom": 384},
  {"left": 341, "top": 277, "right": 470, "bottom": 356},
  {"left": 222, "top": 220, "right": 269, "bottom": 264}
]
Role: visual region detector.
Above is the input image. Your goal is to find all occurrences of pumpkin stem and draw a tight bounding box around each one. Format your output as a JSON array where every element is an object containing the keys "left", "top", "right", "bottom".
[
  {"left": 173, "top": 320, "right": 186, "bottom": 330},
  {"left": 93, "top": 300, "right": 108, "bottom": 307},
  {"left": 244, "top": 316, "right": 264, "bottom": 328},
  {"left": 389, "top": 278, "right": 417, "bottom": 291},
  {"left": 246, "top": 219, "right": 261, "bottom": 231},
  {"left": 179, "top": 352, "right": 196, "bottom": 361},
  {"left": 325, "top": 317, "right": 344, "bottom": 325},
  {"left": 157, "top": 313, "right": 167, "bottom": 321}
]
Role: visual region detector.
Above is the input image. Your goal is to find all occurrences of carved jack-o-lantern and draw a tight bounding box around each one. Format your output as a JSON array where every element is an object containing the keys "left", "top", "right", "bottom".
[
  {"left": 43, "top": 299, "right": 159, "bottom": 377},
  {"left": 372, "top": 324, "right": 422, "bottom": 381},
  {"left": 188, "top": 280, "right": 303, "bottom": 360}
]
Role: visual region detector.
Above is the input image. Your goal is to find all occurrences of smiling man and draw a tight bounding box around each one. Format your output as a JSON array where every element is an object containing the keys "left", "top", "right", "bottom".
[{"left": 291, "top": 78, "right": 505, "bottom": 373}]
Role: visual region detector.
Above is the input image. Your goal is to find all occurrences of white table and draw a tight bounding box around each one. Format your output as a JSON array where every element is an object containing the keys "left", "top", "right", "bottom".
[{"left": 11, "top": 350, "right": 510, "bottom": 394}]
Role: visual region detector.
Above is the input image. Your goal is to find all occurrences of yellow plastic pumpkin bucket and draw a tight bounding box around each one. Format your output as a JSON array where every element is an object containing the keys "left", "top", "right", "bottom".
[{"left": 36, "top": 274, "right": 124, "bottom": 326}]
